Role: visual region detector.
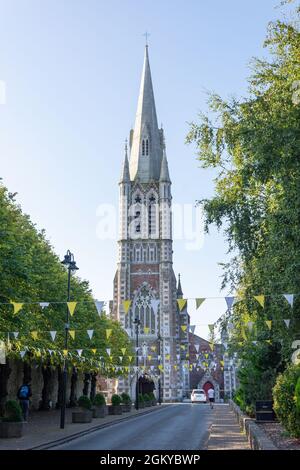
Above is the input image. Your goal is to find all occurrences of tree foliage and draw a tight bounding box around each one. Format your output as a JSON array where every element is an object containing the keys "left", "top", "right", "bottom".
[
  {"left": 187, "top": 7, "right": 300, "bottom": 410},
  {"left": 0, "top": 185, "right": 132, "bottom": 374}
]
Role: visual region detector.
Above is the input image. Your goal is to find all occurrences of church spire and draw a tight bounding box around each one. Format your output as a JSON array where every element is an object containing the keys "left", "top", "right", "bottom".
[
  {"left": 129, "top": 46, "right": 163, "bottom": 182},
  {"left": 177, "top": 274, "right": 183, "bottom": 299},
  {"left": 120, "top": 140, "right": 130, "bottom": 183},
  {"left": 160, "top": 148, "right": 171, "bottom": 183}
]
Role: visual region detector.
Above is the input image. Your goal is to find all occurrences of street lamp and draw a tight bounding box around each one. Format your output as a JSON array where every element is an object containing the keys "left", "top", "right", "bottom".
[
  {"left": 157, "top": 333, "right": 162, "bottom": 405},
  {"left": 133, "top": 317, "right": 141, "bottom": 410},
  {"left": 60, "top": 250, "right": 79, "bottom": 429}
]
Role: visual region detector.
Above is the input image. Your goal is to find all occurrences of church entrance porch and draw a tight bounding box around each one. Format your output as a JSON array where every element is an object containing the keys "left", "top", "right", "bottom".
[{"left": 138, "top": 374, "right": 155, "bottom": 395}]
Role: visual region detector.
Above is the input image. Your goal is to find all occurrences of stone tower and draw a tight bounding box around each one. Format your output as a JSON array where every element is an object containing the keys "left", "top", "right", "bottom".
[{"left": 113, "top": 46, "right": 184, "bottom": 401}]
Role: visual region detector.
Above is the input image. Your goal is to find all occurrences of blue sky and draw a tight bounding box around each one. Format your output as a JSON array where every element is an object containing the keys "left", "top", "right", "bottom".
[{"left": 0, "top": 0, "right": 289, "bottom": 339}]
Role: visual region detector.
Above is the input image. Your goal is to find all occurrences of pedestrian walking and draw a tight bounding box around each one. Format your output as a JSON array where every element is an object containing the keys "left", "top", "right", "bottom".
[
  {"left": 207, "top": 388, "right": 215, "bottom": 409},
  {"left": 17, "top": 381, "right": 32, "bottom": 422}
]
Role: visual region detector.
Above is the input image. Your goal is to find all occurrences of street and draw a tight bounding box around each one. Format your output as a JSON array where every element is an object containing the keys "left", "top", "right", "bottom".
[{"left": 53, "top": 404, "right": 217, "bottom": 450}]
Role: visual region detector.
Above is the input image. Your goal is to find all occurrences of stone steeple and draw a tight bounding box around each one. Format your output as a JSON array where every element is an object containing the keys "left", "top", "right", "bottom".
[
  {"left": 129, "top": 46, "right": 163, "bottom": 182},
  {"left": 119, "top": 141, "right": 130, "bottom": 183},
  {"left": 159, "top": 149, "right": 171, "bottom": 183},
  {"left": 177, "top": 273, "right": 183, "bottom": 299}
]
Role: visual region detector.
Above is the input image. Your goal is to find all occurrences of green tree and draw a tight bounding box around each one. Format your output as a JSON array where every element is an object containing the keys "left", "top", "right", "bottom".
[{"left": 186, "top": 7, "right": 300, "bottom": 410}]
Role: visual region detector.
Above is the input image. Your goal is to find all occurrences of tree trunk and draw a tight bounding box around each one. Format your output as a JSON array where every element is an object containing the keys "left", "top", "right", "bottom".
[
  {"left": 40, "top": 364, "right": 52, "bottom": 410},
  {"left": 23, "top": 361, "right": 32, "bottom": 384},
  {"left": 83, "top": 373, "right": 90, "bottom": 396},
  {"left": 56, "top": 366, "right": 63, "bottom": 409},
  {"left": 90, "top": 372, "right": 97, "bottom": 401},
  {"left": 68, "top": 367, "right": 78, "bottom": 407},
  {"left": 0, "top": 360, "right": 12, "bottom": 415}
]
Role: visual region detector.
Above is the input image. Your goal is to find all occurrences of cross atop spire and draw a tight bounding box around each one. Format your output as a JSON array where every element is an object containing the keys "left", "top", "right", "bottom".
[{"left": 143, "top": 31, "right": 150, "bottom": 46}]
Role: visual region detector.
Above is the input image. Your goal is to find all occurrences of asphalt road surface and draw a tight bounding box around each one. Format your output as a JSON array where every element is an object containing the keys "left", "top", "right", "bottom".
[{"left": 53, "top": 404, "right": 216, "bottom": 450}]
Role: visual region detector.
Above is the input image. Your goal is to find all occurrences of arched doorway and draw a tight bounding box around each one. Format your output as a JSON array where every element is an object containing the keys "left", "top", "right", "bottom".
[
  {"left": 203, "top": 381, "right": 214, "bottom": 397},
  {"left": 138, "top": 374, "right": 155, "bottom": 395}
]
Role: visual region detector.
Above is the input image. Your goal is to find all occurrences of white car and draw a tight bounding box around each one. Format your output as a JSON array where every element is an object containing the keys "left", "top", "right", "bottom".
[{"left": 191, "top": 389, "right": 207, "bottom": 403}]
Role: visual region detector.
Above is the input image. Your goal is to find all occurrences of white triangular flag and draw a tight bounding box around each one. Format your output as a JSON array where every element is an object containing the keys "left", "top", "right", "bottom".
[
  {"left": 20, "top": 351, "right": 26, "bottom": 358},
  {"left": 125, "top": 328, "right": 131, "bottom": 336},
  {"left": 119, "top": 356, "right": 123, "bottom": 362},
  {"left": 77, "top": 349, "right": 83, "bottom": 357},
  {"left": 50, "top": 331, "right": 57, "bottom": 341},
  {"left": 135, "top": 347, "right": 140, "bottom": 352},
  {"left": 176, "top": 354, "right": 181, "bottom": 361},
  {"left": 39, "top": 302, "right": 50, "bottom": 309},
  {"left": 283, "top": 294, "right": 294, "bottom": 308},
  {"left": 284, "top": 319, "right": 290, "bottom": 328},
  {"left": 194, "top": 344, "right": 200, "bottom": 352},
  {"left": 13, "top": 332, "right": 19, "bottom": 339},
  {"left": 106, "top": 348, "right": 111, "bottom": 356},
  {"left": 87, "top": 330, "right": 94, "bottom": 340},
  {"left": 94, "top": 300, "right": 104, "bottom": 316},
  {"left": 150, "top": 299, "right": 160, "bottom": 315},
  {"left": 189, "top": 325, "right": 196, "bottom": 334}
]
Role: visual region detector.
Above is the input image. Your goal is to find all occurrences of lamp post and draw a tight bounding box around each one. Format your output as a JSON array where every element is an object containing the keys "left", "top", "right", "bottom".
[
  {"left": 157, "top": 333, "right": 162, "bottom": 405},
  {"left": 60, "top": 250, "right": 79, "bottom": 429},
  {"left": 134, "top": 317, "right": 141, "bottom": 410}
]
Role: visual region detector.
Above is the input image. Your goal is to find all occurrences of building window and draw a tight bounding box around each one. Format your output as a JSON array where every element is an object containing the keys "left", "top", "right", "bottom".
[
  {"left": 132, "top": 285, "right": 158, "bottom": 334},
  {"left": 148, "top": 194, "right": 156, "bottom": 235},
  {"left": 142, "top": 139, "right": 149, "bottom": 156}
]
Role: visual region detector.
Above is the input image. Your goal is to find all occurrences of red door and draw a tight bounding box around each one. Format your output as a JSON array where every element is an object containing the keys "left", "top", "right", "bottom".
[{"left": 203, "top": 382, "right": 214, "bottom": 399}]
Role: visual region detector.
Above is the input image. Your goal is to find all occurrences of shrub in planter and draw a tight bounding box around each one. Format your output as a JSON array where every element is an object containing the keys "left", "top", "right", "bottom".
[
  {"left": 92, "top": 393, "right": 107, "bottom": 418},
  {"left": 0, "top": 400, "right": 23, "bottom": 438},
  {"left": 273, "top": 364, "right": 300, "bottom": 438},
  {"left": 121, "top": 393, "right": 132, "bottom": 412},
  {"left": 143, "top": 394, "right": 151, "bottom": 406},
  {"left": 72, "top": 395, "right": 93, "bottom": 423},
  {"left": 138, "top": 394, "right": 145, "bottom": 408},
  {"left": 109, "top": 394, "right": 122, "bottom": 415},
  {"left": 149, "top": 392, "right": 157, "bottom": 405}
]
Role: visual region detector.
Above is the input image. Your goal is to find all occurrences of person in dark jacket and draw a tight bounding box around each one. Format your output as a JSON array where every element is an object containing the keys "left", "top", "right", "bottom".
[{"left": 17, "top": 381, "right": 32, "bottom": 422}]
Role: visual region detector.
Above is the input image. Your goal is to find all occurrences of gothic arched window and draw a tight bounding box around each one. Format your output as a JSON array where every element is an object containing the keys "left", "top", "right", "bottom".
[
  {"left": 148, "top": 193, "right": 156, "bottom": 235},
  {"left": 142, "top": 139, "right": 149, "bottom": 156},
  {"left": 132, "top": 285, "right": 157, "bottom": 334}
]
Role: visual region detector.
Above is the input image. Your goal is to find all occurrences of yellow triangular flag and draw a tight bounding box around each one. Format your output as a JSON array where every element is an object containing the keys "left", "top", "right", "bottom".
[
  {"left": 265, "top": 320, "right": 272, "bottom": 330},
  {"left": 106, "top": 329, "right": 112, "bottom": 339},
  {"left": 121, "top": 348, "right": 126, "bottom": 355},
  {"left": 181, "top": 325, "right": 187, "bottom": 332},
  {"left": 208, "top": 324, "right": 214, "bottom": 333},
  {"left": 165, "top": 354, "right": 170, "bottom": 360},
  {"left": 67, "top": 302, "right": 77, "bottom": 316},
  {"left": 241, "top": 328, "right": 247, "bottom": 340},
  {"left": 151, "top": 345, "right": 156, "bottom": 352},
  {"left": 144, "top": 327, "right": 150, "bottom": 334},
  {"left": 31, "top": 331, "right": 38, "bottom": 340},
  {"left": 91, "top": 349, "right": 97, "bottom": 354},
  {"left": 180, "top": 344, "right": 186, "bottom": 350},
  {"left": 122, "top": 300, "right": 131, "bottom": 314},
  {"left": 204, "top": 353, "right": 209, "bottom": 359},
  {"left": 147, "top": 355, "right": 152, "bottom": 361},
  {"left": 174, "top": 364, "right": 178, "bottom": 370},
  {"left": 158, "top": 364, "right": 163, "bottom": 371},
  {"left": 254, "top": 295, "right": 265, "bottom": 308},
  {"left": 177, "top": 299, "right": 187, "bottom": 311},
  {"left": 69, "top": 330, "right": 75, "bottom": 340},
  {"left": 186, "top": 353, "right": 189, "bottom": 359},
  {"left": 11, "top": 302, "right": 23, "bottom": 315},
  {"left": 63, "top": 349, "right": 68, "bottom": 356},
  {"left": 266, "top": 339, "right": 272, "bottom": 344},
  {"left": 209, "top": 342, "right": 214, "bottom": 351},
  {"left": 128, "top": 356, "right": 133, "bottom": 362},
  {"left": 195, "top": 298, "right": 205, "bottom": 309},
  {"left": 220, "top": 360, "right": 224, "bottom": 366}
]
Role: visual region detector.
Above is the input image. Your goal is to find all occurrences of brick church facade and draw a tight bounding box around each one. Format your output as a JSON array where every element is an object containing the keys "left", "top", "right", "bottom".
[{"left": 112, "top": 46, "right": 189, "bottom": 401}]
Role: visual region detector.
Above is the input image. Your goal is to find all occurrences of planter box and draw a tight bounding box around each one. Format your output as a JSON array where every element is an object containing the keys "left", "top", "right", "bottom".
[
  {"left": 0, "top": 421, "right": 23, "bottom": 438},
  {"left": 92, "top": 405, "right": 107, "bottom": 418},
  {"left": 108, "top": 405, "right": 122, "bottom": 415},
  {"left": 121, "top": 404, "right": 132, "bottom": 412},
  {"left": 72, "top": 409, "right": 93, "bottom": 423},
  {"left": 144, "top": 402, "right": 151, "bottom": 407},
  {"left": 138, "top": 402, "right": 145, "bottom": 409}
]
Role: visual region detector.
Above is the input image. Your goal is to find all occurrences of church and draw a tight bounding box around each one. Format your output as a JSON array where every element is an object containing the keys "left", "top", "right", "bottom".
[{"left": 112, "top": 45, "right": 190, "bottom": 401}]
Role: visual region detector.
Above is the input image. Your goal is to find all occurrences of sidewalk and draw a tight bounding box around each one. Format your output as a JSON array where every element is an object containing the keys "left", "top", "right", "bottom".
[
  {"left": 207, "top": 404, "right": 250, "bottom": 450},
  {"left": 0, "top": 405, "right": 163, "bottom": 450}
]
